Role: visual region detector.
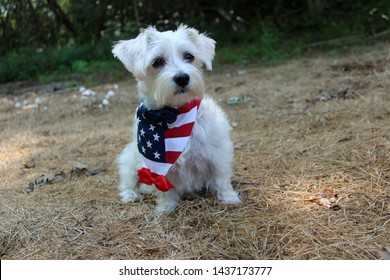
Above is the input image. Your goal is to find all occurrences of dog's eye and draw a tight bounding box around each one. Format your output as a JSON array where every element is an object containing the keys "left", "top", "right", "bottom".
[
  {"left": 184, "top": 53, "right": 194, "bottom": 63},
  {"left": 152, "top": 58, "right": 165, "bottom": 68}
]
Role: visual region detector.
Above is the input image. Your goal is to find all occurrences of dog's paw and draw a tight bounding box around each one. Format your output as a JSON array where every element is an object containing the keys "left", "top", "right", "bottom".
[
  {"left": 218, "top": 191, "right": 242, "bottom": 205},
  {"left": 119, "top": 188, "right": 141, "bottom": 203},
  {"left": 154, "top": 200, "right": 177, "bottom": 216}
]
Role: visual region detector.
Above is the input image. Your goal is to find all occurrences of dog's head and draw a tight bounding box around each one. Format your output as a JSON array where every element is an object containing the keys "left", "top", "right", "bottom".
[{"left": 112, "top": 25, "right": 216, "bottom": 108}]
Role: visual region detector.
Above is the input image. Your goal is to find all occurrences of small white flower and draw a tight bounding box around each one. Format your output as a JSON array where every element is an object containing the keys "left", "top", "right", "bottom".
[
  {"left": 237, "top": 69, "right": 247, "bottom": 76},
  {"left": 34, "top": 97, "right": 43, "bottom": 105},
  {"left": 114, "top": 84, "right": 119, "bottom": 90},
  {"left": 81, "top": 89, "right": 95, "bottom": 97},
  {"left": 102, "top": 99, "right": 110, "bottom": 106},
  {"left": 81, "top": 89, "right": 96, "bottom": 101},
  {"left": 15, "top": 102, "right": 22, "bottom": 108},
  {"left": 81, "top": 91, "right": 90, "bottom": 98},
  {"left": 23, "top": 99, "right": 30, "bottom": 106},
  {"left": 79, "top": 86, "right": 86, "bottom": 92},
  {"left": 105, "top": 90, "right": 115, "bottom": 99}
]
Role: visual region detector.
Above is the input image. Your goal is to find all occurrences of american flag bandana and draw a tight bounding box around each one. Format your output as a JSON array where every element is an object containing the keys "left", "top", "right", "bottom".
[{"left": 136, "top": 98, "right": 201, "bottom": 192}]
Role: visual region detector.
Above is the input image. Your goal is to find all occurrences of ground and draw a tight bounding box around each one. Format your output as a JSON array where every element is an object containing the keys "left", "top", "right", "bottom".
[{"left": 0, "top": 43, "right": 389, "bottom": 260}]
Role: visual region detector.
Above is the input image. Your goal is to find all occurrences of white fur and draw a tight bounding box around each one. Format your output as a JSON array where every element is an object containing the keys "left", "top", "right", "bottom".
[{"left": 113, "top": 25, "right": 241, "bottom": 215}]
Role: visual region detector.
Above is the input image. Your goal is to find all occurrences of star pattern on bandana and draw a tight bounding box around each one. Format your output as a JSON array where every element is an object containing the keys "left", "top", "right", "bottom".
[
  {"left": 153, "top": 133, "right": 160, "bottom": 142},
  {"left": 136, "top": 104, "right": 171, "bottom": 163}
]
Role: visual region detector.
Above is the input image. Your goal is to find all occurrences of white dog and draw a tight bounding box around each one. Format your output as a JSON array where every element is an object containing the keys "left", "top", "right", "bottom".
[{"left": 113, "top": 24, "right": 241, "bottom": 214}]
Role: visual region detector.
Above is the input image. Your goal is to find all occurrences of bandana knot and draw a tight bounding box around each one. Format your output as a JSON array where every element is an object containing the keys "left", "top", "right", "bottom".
[{"left": 137, "top": 105, "right": 179, "bottom": 125}]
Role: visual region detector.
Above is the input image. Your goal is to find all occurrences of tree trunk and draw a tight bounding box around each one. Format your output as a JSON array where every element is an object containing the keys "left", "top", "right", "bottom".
[
  {"left": 46, "top": 0, "right": 76, "bottom": 35},
  {"left": 133, "top": 0, "right": 141, "bottom": 27},
  {"left": 94, "top": 0, "right": 110, "bottom": 40},
  {"left": 306, "top": 0, "right": 327, "bottom": 18}
]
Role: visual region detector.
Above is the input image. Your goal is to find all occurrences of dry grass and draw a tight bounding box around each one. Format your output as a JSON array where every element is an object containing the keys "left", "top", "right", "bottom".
[{"left": 1, "top": 43, "right": 389, "bottom": 260}]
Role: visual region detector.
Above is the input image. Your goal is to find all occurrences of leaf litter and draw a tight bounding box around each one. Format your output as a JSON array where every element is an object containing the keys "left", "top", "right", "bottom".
[
  {"left": 305, "top": 188, "right": 341, "bottom": 210},
  {"left": 1, "top": 43, "right": 389, "bottom": 260},
  {"left": 26, "top": 161, "right": 105, "bottom": 191}
]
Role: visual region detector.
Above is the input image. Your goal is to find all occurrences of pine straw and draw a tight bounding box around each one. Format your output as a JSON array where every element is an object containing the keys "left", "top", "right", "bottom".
[{"left": 1, "top": 44, "right": 389, "bottom": 260}]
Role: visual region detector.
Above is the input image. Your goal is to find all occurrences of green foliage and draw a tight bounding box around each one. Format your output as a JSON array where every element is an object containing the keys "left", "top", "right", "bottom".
[
  {"left": 255, "top": 22, "right": 287, "bottom": 62},
  {"left": 1, "top": 0, "right": 390, "bottom": 84},
  {"left": 216, "top": 20, "right": 289, "bottom": 65},
  {"left": 0, "top": 41, "right": 121, "bottom": 84}
]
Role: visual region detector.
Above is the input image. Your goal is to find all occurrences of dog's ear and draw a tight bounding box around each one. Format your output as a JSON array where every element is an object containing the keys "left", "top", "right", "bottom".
[
  {"left": 181, "top": 25, "right": 216, "bottom": 71},
  {"left": 112, "top": 32, "right": 148, "bottom": 80}
]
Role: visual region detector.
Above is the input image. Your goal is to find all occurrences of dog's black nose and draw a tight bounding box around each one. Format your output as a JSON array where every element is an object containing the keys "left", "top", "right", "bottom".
[{"left": 174, "top": 73, "right": 190, "bottom": 87}]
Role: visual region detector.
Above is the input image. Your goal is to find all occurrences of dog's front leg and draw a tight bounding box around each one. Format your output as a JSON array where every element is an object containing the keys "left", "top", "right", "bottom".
[
  {"left": 211, "top": 160, "right": 241, "bottom": 204},
  {"left": 117, "top": 143, "right": 141, "bottom": 203}
]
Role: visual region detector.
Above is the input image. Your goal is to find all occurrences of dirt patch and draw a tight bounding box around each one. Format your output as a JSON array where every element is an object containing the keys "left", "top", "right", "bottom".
[{"left": 0, "top": 43, "right": 389, "bottom": 260}]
